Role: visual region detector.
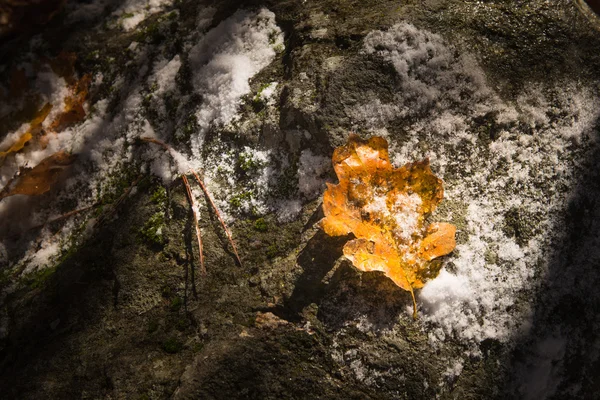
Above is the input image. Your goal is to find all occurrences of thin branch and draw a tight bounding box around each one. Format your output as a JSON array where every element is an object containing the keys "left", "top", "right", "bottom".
[
  {"left": 96, "top": 175, "right": 143, "bottom": 227},
  {"left": 140, "top": 136, "right": 172, "bottom": 152},
  {"left": 141, "top": 136, "right": 242, "bottom": 269},
  {"left": 182, "top": 174, "right": 205, "bottom": 274},
  {"left": 30, "top": 203, "right": 97, "bottom": 231},
  {"left": 190, "top": 169, "right": 243, "bottom": 268}
]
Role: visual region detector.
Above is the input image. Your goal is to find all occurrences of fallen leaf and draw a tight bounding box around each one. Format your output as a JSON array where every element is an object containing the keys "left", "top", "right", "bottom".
[
  {"left": 48, "top": 73, "right": 91, "bottom": 133},
  {"left": 0, "top": 150, "right": 76, "bottom": 199},
  {"left": 321, "top": 134, "right": 456, "bottom": 318},
  {"left": 0, "top": 103, "right": 52, "bottom": 163},
  {"left": 0, "top": 132, "right": 32, "bottom": 160},
  {"left": 255, "top": 312, "right": 290, "bottom": 330}
]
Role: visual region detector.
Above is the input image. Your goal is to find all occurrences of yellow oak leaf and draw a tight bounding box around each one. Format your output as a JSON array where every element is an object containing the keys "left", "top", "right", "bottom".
[{"left": 321, "top": 134, "right": 456, "bottom": 319}]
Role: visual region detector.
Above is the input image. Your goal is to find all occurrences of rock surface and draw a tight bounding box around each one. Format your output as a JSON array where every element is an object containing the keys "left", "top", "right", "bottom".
[{"left": 1, "top": 0, "right": 600, "bottom": 399}]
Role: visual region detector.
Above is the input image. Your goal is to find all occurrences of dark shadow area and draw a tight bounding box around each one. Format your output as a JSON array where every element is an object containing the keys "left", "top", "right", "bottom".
[
  {"left": 302, "top": 201, "right": 324, "bottom": 233},
  {"left": 171, "top": 328, "right": 379, "bottom": 400},
  {"left": 317, "top": 261, "right": 413, "bottom": 332},
  {"left": 272, "top": 228, "right": 414, "bottom": 332},
  {"left": 199, "top": 182, "right": 244, "bottom": 269},
  {"left": 272, "top": 229, "right": 348, "bottom": 322},
  {"left": 502, "top": 116, "right": 600, "bottom": 397},
  {"left": 183, "top": 203, "right": 199, "bottom": 305},
  {"left": 0, "top": 183, "right": 198, "bottom": 398},
  {"left": 0, "top": 210, "right": 120, "bottom": 398},
  {"left": 421, "top": 1, "right": 600, "bottom": 97}
]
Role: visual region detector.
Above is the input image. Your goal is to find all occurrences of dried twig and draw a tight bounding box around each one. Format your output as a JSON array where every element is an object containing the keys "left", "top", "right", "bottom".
[
  {"left": 96, "top": 175, "right": 143, "bottom": 227},
  {"left": 141, "top": 136, "right": 243, "bottom": 270},
  {"left": 30, "top": 203, "right": 97, "bottom": 231},
  {"left": 190, "top": 170, "right": 243, "bottom": 268},
  {"left": 182, "top": 174, "right": 205, "bottom": 274},
  {"left": 140, "top": 136, "right": 171, "bottom": 152}
]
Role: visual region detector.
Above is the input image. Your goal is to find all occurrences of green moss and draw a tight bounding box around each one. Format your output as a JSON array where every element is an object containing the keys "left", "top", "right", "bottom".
[
  {"left": 23, "top": 266, "right": 57, "bottom": 290},
  {"left": 85, "top": 50, "right": 100, "bottom": 63},
  {"left": 56, "top": 242, "right": 80, "bottom": 266},
  {"left": 238, "top": 151, "right": 265, "bottom": 172},
  {"left": 0, "top": 269, "right": 10, "bottom": 288},
  {"left": 141, "top": 93, "right": 154, "bottom": 112},
  {"left": 502, "top": 207, "right": 539, "bottom": 247},
  {"left": 170, "top": 296, "right": 183, "bottom": 312},
  {"left": 484, "top": 246, "right": 498, "bottom": 265},
  {"left": 121, "top": 12, "right": 135, "bottom": 19},
  {"left": 138, "top": 212, "right": 166, "bottom": 247},
  {"left": 165, "top": 10, "right": 179, "bottom": 20},
  {"left": 150, "top": 186, "right": 167, "bottom": 206},
  {"left": 175, "top": 317, "right": 188, "bottom": 331},
  {"left": 163, "top": 337, "right": 183, "bottom": 354},
  {"left": 274, "top": 161, "right": 299, "bottom": 198},
  {"left": 192, "top": 342, "right": 204, "bottom": 352},
  {"left": 268, "top": 30, "right": 280, "bottom": 45},
  {"left": 229, "top": 191, "right": 252, "bottom": 209},
  {"left": 161, "top": 285, "right": 173, "bottom": 298},
  {"left": 164, "top": 94, "right": 180, "bottom": 119},
  {"left": 432, "top": 199, "right": 469, "bottom": 245},
  {"left": 97, "top": 166, "right": 139, "bottom": 206},
  {"left": 253, "top": 217, "right": 268, "bottom": 232},
  {"left": 176, "top": 114, "right": 198, "bottom": 144},
  {"left": 251, "top": 82, "right": 272, "bottom": 111},
  {"left": 266, "top": 244, "right": 279, "bottom": 259},
  {"left": 135, "top": 20, "right": 164, "bottom": 44}
]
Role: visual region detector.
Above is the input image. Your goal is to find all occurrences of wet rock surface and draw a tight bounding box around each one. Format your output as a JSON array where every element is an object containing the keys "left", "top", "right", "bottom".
[{"left": 0, "top": 0, "right": 600, "bottom": 399}]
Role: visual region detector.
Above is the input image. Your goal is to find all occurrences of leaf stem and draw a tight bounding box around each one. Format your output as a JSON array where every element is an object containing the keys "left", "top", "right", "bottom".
[{"left": 409, "top": 287, "right": 418, "bottom": 320}]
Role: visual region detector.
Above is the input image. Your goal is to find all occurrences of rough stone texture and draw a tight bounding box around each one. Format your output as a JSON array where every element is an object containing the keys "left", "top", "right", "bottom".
[{"left": 1, "top": 0, "right": 600, "bottom": 399}]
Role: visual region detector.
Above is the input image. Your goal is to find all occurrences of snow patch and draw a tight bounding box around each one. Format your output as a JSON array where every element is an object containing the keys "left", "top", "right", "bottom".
[
  {"left": 358, "top": 22, "right": 600, "bottom": 347},
  {"left": 113, "top": 0, "right": 175, "bottom": 31},
  {"left": 188, "top": 8, "right": 283, "bottom": 154},
  {"left": 0, "top": 7, "right": 287, "bottom": 283},
  {"left": 149, "top": 55, "right": 181, "bottom": 96},
  {"left": 298, "top": 149, "right": 329, "bottom": 199}
]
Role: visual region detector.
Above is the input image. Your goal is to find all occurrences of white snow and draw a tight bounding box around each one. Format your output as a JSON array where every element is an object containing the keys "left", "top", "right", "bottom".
[
  {"left": 149, "top": 55, "right": 181, "bottom": 96},
  {"left": 188, "top": 8, "right": 283, "bottom": 154},
  {"left": 298, "top": 149, "right": 330, "bottom": 199},
  {"left": 442, "top": 359, "right": 464, "bottom": 382},
  {"left": 259, "top": 82, "right": 279, "bottom": 106},
  {"left": 391, "top": 193, "right": 422, "bottom": 242},
  {"left": 114, "top": 0, "right": 175, "bottom": 31}
]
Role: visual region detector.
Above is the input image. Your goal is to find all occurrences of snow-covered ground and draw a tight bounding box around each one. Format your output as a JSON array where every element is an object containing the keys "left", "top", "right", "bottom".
[
  {"left": 1, "top": 6, "right": 599, "bottom": 396},
  {"left": 0, "top": 7, "right": 287, "bottom": 272},
  {"left": 347, "top": 23, "right": 600, "bottom": 349}
]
